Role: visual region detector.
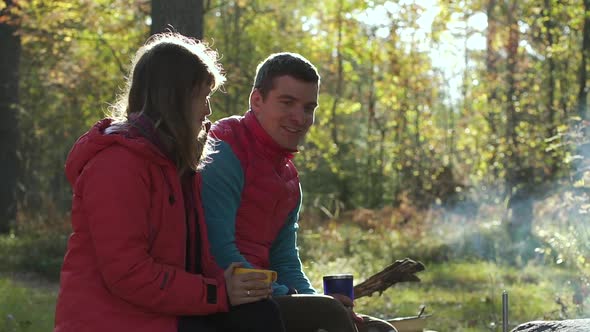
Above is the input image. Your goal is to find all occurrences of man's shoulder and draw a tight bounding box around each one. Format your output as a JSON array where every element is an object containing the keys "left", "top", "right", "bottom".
[
  {"left": 210, "top": 115, "right": 252, "bottom": 155},
  {"left": 211, "top": 115, "right": 244, "bottom": 137},
  {"left": 207, "top": 115, "right": 250, "bottom": 166}
]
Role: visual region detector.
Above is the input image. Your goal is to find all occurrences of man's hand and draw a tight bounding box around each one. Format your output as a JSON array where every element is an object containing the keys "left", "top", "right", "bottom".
[{"left": 224, "top": 263, "right": 272, "bottom": 306}]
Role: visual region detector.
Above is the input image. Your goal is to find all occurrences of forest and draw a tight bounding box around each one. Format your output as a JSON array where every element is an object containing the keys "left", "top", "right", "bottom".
[{"left": 0, "top": 0, "right": 589, "bottom": 331}]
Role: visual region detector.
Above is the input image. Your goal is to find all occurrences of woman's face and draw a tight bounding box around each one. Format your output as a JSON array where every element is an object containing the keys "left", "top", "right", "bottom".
[{"left": 190, "top": 81, "right": 212, "bottom": 135}]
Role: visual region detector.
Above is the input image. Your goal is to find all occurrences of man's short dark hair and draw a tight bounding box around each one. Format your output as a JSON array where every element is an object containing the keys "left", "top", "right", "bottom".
[{"left": 253, "top": 52, "right": 320, "bottom": 99}]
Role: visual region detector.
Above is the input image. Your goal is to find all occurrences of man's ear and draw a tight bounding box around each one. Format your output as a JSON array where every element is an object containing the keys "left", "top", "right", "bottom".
[{"left": 250, "top": 89, "right": 262, "bottom": 113}]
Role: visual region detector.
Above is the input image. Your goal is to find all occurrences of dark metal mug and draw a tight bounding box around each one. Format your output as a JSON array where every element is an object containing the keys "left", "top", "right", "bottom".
[{"left": 323, "top": 274, "right": 354, "bottom": 300}]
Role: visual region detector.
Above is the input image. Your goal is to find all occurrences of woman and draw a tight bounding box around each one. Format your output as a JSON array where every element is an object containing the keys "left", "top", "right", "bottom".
[{"left": 54, "top": 32, "right": 282, "bottom": 332}]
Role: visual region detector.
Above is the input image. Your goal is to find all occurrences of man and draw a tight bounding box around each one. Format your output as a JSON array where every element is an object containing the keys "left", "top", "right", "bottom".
[{"left": 201, "top": 52, "right": 395, "bottom": 332}]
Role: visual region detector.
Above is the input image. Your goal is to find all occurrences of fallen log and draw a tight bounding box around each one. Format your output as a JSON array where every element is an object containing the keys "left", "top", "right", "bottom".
[{"left": 511, "top": 319, "right": 590, "bottom": 332}]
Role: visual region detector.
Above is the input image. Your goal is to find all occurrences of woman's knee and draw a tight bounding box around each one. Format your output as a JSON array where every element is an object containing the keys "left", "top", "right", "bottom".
[
  {"left": 224, "top": 299, "right": 285, "bottom": 332},
  {"left": 231, "top": 298, "right": 282, "bottom": 318},
  {"left": 274, "top": 295, "right": 357, "bottom": 332},
  {"left": 251, "top": 298, "right": 282, "bottom": 317}
]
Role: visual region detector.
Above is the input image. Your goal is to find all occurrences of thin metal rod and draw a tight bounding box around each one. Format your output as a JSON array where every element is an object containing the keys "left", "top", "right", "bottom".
[{"left": 502, "top": 290, "right": 509, "bottom": 332}]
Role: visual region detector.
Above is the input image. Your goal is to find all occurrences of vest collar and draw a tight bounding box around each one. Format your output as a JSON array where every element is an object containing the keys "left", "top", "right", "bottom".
[{"left": 243, "top": 110, "right": 296, "bottom": 161}]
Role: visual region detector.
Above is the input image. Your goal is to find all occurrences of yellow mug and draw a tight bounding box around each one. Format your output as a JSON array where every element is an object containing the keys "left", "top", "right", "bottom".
[{"left": 233, "top": 267, "right": 277, "bottom": 284}]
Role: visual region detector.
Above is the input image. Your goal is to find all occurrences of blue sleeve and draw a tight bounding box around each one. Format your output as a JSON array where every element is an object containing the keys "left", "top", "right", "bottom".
[
  {"left": 200, "top": 140, "right": 253, "bottom": 269},
  {"left": 269, "top": 184, "right": 316, "bottom": 296}
]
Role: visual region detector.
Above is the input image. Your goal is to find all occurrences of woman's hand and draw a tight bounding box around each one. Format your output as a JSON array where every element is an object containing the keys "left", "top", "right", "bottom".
[{"left": 224, "top": 263, "right": 273, "bottom": 306}]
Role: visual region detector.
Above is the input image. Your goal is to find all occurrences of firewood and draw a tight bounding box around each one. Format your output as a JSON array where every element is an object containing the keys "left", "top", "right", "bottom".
[{"left": 353, "top": 258, "right": 426, "bottom": 299}]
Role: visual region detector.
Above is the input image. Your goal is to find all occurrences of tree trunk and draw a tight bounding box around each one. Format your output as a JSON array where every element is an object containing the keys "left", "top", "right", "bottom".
[
  {"left": 560, "top": 55, "right": 570, "bottom": 120},
  {"left": 0, "top": 0, "right": 21, "bottom": 233},
  {"left": 503, "top": 1, "right": 534, "bottom": 246},
  {"left": 377, "top": 127, "right": 386, "bottom": 205},
  {"left": 455, "top": 10, "right": 472, "bottom": 167},
  {"left": 150, "top": 0, "right": 204, "bottom": 39},
  {"left": 505, "top": 0, "right": 520, "bottom": 190},
  {"left": 367, "top": 67, "right": 386, "bottom": 208},
  {"left": 577, "top": 0, "right": 590, "bottom": 120},
  {"left": 485, "top": 0, "right": 500, "bottom": 179},
  {"left": 220, "top": 2, "right": 232, "bottom": 116},
  {"left": 543, "top": 0, "right": 558, "bottom": 175},
  {"left": 365, "top": 72, "right": 373, "bottom": 207},
  {"left": 229, "top": 3, "right": 243, "bottom": 117},
  {"left": 331, "top": 0, "right": 343, "bottom": 147},
  {"left": 332, "top": 0, "right": 350, "bottom": 208}
]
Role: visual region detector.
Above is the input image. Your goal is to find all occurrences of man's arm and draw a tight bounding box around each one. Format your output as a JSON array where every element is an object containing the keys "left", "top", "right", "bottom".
[
  {"left": 269, "top": 184, "right": 316, "bottom": 296},
  {"left": 200, "top": 140, "right": 253, "bottom": 269}
]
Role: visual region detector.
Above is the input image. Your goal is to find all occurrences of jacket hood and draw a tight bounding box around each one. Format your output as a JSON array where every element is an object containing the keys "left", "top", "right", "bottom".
[{"left": 65, "top": 118, "right": 171, "bottom": 187}]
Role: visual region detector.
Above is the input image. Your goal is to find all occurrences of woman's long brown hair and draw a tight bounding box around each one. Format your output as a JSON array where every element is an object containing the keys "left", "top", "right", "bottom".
[{"left": 109, "top": 32, "right": 225, "bottom": 174}]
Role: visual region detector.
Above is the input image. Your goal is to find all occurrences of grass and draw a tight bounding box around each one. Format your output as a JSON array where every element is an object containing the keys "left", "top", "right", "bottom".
[
  {"left": 298, "top": 214, "right": 589, "bottom": 332},
  {"left": 0, "top": 277, "right": 57, "bottom": 332},
  {"left": 352, "top": 262, "right": 578, "bottom": 331},
  {"left": 1, "top": 260, "right": 580, "bottom": 332},
  {"left": 303, "top": 258, "right": 586, "bottom": 331},
  {"left": 0, "top": 201, "right": 588, "bottom": 332}
]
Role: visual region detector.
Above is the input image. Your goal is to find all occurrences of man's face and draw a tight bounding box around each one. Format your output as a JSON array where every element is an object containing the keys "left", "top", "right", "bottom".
[{"left": 250, "top": 75, "right": 319, "bottom": 151}]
